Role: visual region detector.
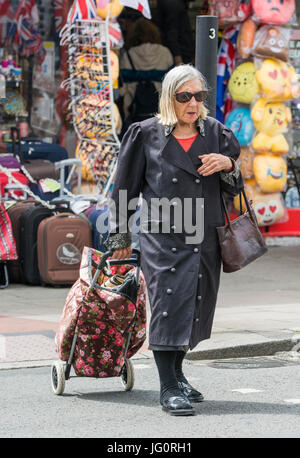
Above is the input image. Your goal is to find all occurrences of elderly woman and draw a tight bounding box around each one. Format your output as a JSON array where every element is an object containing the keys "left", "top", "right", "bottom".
[{"left": 105, "top": 65, "right": 243, "bottom": 416}]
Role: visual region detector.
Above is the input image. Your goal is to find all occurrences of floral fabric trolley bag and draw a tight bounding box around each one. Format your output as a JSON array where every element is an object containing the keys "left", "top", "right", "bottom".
[{"left": 56, "top": 247, "right": 147, "bottom": 378}]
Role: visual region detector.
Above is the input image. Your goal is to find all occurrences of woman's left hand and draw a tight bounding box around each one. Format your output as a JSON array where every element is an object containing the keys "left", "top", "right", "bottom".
[{"left": 197, "top": 154, "right": 233, "bottom": 176}]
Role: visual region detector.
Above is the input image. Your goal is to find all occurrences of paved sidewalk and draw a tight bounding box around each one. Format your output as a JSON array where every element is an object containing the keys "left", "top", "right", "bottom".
[{"left": 0, "top": 246, "right": 299, "bottom": 369}]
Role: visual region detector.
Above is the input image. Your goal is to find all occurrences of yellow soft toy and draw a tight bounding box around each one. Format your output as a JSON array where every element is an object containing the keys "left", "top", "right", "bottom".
[
  {"left": 250, "top": 97, "right": 291, "bottom": 155},
  {"left": 253, "top": 153, "right": 287, "bottom": 193},
  {"left": 256, "top": 58, "right": 300, "bottom": 101},
  {"left": 236, "top": 147, "right": 254, "bottom": 179},
  {"left": 228, "top": 62, "right": 259, "bottom": 103},
  {"left": 96, "top": 0, "right": 124, "bottom": 19},
  {"left": 234, "top": 179, "right": 285, "bottom": 226}
]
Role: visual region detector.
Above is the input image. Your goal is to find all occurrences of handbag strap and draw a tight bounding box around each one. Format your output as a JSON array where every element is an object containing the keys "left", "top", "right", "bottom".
[
  {"left": 221, "top": 188, "right": 256, "bottom": 226},
  {"left": 126, "top": 49, "right": 136, "bottom": 71}
]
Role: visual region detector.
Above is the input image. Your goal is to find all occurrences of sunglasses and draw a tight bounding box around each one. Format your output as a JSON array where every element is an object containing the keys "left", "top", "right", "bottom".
[{"left": 175, "top": 91, "right": 207, "bottom": 103}]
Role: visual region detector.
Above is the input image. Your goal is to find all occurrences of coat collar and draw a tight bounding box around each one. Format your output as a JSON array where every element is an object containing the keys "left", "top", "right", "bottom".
[
  {"left": 160, "top": 128, "right": 203, "bottom": 179},
  {"left": 163, "top": 117, "right": 205, "bottom": 137}
]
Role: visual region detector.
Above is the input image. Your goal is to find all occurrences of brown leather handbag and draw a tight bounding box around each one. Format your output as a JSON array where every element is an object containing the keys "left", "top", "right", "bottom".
[{"left": 216, "top": 189, "right": 268, "bottom": 273}]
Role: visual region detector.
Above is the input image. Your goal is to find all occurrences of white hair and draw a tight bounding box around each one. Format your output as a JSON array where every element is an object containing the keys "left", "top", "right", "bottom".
[{"left": 156, "top": 64, "right": 209, "bottom": 126}]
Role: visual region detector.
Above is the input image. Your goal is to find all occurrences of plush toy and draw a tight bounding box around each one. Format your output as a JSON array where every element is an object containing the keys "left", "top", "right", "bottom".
[
  {"left": 237, "top": 18, "right": 257, "bottom": 59},
  {"left": 208, "top": 0, "right": 251, "bottom": 24},
  {"left": 228, "top": 62, "right": 259, "bottom": 104},
  {"left": 253, "top": 153, "right": 287, "bottom": 193},
  {"left": 96, "top": 0, "right": 124, "bottom": 19},
  {"left": 252, "top": 0, "right": 295, "bottom": 25},
  {"left": 252, "top": 26, "right": 290, "bottom": 62},
  {"left": 234, "top": 180, "right": 285, "bottom": 226},
  {"left": 236, "top": 147, "right": 254, "bottom": 179},
  {"left": 256, "top": 58, "right": 300, "bottom": 101},
  {"left": 251, "top": 97, "right": 291, "bottom": 154},
  {"left": 225, "top": 107, "right": 254, "bottom": 146}
]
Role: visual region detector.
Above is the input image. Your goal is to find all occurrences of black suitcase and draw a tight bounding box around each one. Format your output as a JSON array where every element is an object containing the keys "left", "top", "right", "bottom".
[{"left": 19, "top": 202, "right": 72, "bottom": 285}]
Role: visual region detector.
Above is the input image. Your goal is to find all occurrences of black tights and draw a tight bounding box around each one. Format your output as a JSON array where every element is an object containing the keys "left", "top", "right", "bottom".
[{"left": 153, "top": 350, "right": 188, "bottom": 401}]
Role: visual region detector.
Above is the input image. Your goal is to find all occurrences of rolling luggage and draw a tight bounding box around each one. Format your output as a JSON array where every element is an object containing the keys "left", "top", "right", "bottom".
[
  {"left": 52, "top": 248, "right": 147, "bottom": 395},
  {"left": 37, "top": 212, "right": 92, "bottom": 286},
  {"left": 6, "top": 200, "right": 36, "bottom": 283},
  {"left": 6, "top": 135, "right": 68, "bottom": 163}
]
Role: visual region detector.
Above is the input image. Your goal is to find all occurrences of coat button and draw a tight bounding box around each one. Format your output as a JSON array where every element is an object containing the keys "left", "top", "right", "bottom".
[
  {"left": 171, "top": 267, "right": 176, "bottom": 273},
  {"left": 171, "top": 247, "right": 177, "bottom": 252},
  {"left": 194, "top": 248, "right": 199, "bottom": 253},
  {"left": 195, "top": 178, "right": 200, "bottom": 184},
  {"left": 198, "top": 273, "right": 202, "bottom": 279},
  {"left": 172, "top": 201, "right": 178, "bottom": 207},
  {"left": 171, "top": 225, "right": 176, "bottom": 231},
  {"left": 162, "top": 311, "right": 168, "bottom": 317},
  {"left": 172, "top": 178, "right": 178, "bottom": 183},
  {"left": 195, "top": 318, "right": 200, "bottom": 322},
  {"left": 167, "top": 288, "right": 172, "bottom": 294},
  {"left": 197, "top": 295, "right": 202, "bottom": 300}
]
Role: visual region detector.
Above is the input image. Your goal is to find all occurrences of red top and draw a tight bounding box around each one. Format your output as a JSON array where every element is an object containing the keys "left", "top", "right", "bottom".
[{"left": 175, "top": 134, "right": 199, "bottom": 152}]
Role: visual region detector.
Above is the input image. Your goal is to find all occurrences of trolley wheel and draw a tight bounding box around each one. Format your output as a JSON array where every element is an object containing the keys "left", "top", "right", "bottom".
[
  {"left": 120, "top": 358, "right": 135, "bottom": 391},
  {"left": 51, "top": 361, "right": 66, "bottom": 395}
]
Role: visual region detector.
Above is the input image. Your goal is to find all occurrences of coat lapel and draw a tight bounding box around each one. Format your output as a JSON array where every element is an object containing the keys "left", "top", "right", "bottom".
[{"left": 161, "top": 134, "right": 200, "bottom": 178}]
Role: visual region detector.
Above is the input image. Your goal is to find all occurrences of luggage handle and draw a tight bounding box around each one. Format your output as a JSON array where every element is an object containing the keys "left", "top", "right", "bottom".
[
  {"left": 90, "top": 249, "right": 141, "bottom": 290},
  {"left": 10, "top": 127, "right": 25, "bottom": 164}
]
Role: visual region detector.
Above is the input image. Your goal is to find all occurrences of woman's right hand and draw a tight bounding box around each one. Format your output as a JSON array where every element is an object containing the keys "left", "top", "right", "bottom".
[{"left": 112, "top": 246, "right": 132, "bottom": 260}]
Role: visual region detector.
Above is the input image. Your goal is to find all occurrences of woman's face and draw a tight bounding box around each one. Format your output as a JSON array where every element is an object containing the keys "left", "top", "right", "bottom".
[{"left": 173, "top": 78, "right": 203, "bottom": 125}]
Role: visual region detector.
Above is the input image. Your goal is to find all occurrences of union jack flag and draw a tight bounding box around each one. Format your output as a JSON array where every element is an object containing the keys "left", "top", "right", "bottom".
[
  {"left": 68, "top": 0, "right": 98, "bottom": 24},
  {"left": 120, "top": 0, "right": 151, "bottom": 19},
  {"left": 216, "top": 25, "right": 239, "bottom": 123},
  {"left": 0, "top": 0, "right": 16, "bottom": 46},
  {"left": 108, "top": 20, "right": 123, "bottom": 48},
  {"left": 53, "top": 0, "right": 69, "bottom": 36}
]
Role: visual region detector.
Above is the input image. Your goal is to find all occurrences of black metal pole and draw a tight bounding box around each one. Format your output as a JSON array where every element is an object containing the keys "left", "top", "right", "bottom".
[{"left": 195, "top": 16, "right": 218, "bottom": 118}]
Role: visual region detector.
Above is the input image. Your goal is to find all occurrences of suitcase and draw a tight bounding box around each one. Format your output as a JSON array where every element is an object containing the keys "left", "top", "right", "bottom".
[
  {"left": 10, "top": 127, "right": 60, "bottom": 182},
  {"left": 37, "top": 212, "right": 92, "bottom": 286},
  {"left": 6, "top": 200, "right": 36, "bottom": 283},
  {"left": 6, "top": 135, "right": 68, "bottom": 163}
]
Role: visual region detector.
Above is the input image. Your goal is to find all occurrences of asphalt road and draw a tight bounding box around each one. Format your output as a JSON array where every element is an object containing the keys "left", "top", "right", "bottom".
[{"left": 0, "top": 354, "right": 299, "bottom": 440}]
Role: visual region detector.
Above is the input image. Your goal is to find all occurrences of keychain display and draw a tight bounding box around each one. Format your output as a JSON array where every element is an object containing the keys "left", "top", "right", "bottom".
[{"left": 60, "top": 17, "right": 121, "bottom": 196}]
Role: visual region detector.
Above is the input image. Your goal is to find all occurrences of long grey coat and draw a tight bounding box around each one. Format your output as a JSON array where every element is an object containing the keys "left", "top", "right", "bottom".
[{"left": 110, "top": 116, "right": 243, "bottom": 350}]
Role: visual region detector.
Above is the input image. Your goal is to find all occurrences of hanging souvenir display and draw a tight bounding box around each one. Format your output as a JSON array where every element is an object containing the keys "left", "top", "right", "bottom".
[
  {"left": 252, "top": 25, "right": 291, "bottom": 62},
  {"left": 96, "top": 0, "right": 124, "bottom": 19},
  {"left": 236, "top": 17, "right": 257, "bottom": 59},
  {"left": 235, "top": 147, "right": 254, "bottom": 179}
]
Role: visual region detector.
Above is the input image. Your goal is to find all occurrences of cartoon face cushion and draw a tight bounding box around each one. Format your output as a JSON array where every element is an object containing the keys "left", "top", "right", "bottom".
[
  {"left": 228, "top": 62, "right": 259, "bottom": 103},
  {"left": 236, "top": 147, "right": 254, "bottom": 179},
  {"left": 96, "top": 0, "right": 124, "bottom": 20},
  {"left": 256, "top": 58, "right": 300, "bottom": 101},
  {"left": 252, "top": 191, "right": 285, "bottom": 226},
  {"left": 251, "top": 97, "right": 291, "bottom": 136},
  {"left": 225, "top": 108, "right": 254, "bottom": 146},
  {"left": 234, "top": 181, "right": 285, "bottom": 226},
  {"left": 252, "top": 0, "right": 295, "bottom": 25},
  {"left": 253, "top": 153, "right": 287, "bottom": 193},
  {"left": 253, "top": 26, "right": 290, "bottom": 62}
]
